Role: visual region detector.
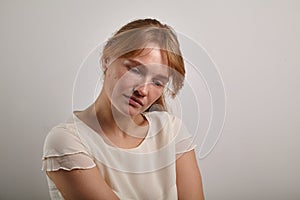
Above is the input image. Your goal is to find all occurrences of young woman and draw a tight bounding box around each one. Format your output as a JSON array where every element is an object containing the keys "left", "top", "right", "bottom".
[{"left": 42, "top": 18, "right": 204, "bottom": 200}]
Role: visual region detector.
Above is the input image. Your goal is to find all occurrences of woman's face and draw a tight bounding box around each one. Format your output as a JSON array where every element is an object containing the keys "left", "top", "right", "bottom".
[{"left": 103, "top": 48, "right": 169, "bottom": 116}]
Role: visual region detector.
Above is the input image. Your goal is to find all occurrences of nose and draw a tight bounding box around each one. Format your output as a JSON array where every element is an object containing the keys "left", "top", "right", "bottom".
[{"left": 133, "top": 83, "right": 149, "bottom": 97}]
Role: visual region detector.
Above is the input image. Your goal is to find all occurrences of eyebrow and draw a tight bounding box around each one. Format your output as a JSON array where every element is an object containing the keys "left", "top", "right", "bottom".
[{"left": 127, "top": 58, "right": 169, "bottom": 82}]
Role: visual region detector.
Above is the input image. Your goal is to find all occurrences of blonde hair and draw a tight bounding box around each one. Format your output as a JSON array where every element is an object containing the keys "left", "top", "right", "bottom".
[{"left": 101, "top": 18, "right": 185, "bottom": 111}]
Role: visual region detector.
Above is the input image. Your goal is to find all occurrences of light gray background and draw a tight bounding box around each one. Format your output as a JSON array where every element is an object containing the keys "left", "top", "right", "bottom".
[{"left": 1, "top": 0, "right": 299, "bottom": 199}]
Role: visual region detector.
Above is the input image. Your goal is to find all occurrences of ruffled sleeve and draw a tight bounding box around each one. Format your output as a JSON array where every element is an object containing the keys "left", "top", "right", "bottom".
[{"left": 42, "top": 123, "right": 96, "bottom": 171}]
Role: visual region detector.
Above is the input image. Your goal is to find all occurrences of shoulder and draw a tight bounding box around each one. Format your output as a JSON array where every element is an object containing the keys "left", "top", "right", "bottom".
[
  {"left": 145, "top": 111, "right": 183, "bottom": 129},
  {"left": 45, "top": 123, "right": 75, "bottom": 140},
  {"left": 144, "top": 111, "right": 184, "bottom": 139},
  {"left": 144, "top": 111, "right": 179, "bottom": 123},
  {"left": 146, "top": 111, "right": 193, "bottom": 140},
  {"left": 43, "top": 122, "right": 88, "bottom": 157}
]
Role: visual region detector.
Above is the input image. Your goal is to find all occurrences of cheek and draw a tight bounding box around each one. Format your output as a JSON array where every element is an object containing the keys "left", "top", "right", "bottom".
[
  {"left": 106, "top": 73, "right": 137, "bottom": 97},
  {"left": 115, "top": 73, "right": 140, "bottom": 90},
  {"left": 150, "top": 88, "right": 164, "bottom": 102},
  {"left": 104, "top": 72, "right": 120, "bottom": 96}
]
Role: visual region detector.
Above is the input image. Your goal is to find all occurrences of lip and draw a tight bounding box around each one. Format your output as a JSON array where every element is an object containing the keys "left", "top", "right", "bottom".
[{"left": 124, "top": 95, "right": 144, "bottom": 107}]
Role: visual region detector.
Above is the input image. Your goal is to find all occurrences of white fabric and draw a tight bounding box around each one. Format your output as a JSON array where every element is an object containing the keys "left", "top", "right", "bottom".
[{"left": 42, "top": 111, "right": 196, "bottom": 200}]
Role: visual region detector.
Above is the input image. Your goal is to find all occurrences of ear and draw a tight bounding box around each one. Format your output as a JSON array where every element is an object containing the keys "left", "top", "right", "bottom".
[{"left": 101, "top": 57, "right": 109, "bottom": 72}]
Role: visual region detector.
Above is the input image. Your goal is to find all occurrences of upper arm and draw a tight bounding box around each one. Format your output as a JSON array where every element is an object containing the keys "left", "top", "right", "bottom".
[
  {"left": 47, "top": 167, "right": 119, "bottom": 200},
  {"left": 176, "top": 149, "right": 205, "bottom": 200},
  {"left": 44, "top": 125, "right": 119, "bottom": 199}
]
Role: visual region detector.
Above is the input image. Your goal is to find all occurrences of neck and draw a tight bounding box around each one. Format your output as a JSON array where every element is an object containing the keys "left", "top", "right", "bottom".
[{"left": 92, "top": 90, "right": 148, "bottom": 138}]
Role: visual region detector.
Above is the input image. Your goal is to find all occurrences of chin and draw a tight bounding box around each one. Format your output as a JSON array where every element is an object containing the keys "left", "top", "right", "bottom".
[{"left": 127, "top": 106, "right": 144, "bottom": 116}]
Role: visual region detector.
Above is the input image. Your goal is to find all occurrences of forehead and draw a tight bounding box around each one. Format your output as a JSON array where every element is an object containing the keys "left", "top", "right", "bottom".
[
  {"left": 132, "top": 48, "right": 168, "bottom": 65},
  {"left": 130, "top": 48, "right": 169, "bottom": 73}
]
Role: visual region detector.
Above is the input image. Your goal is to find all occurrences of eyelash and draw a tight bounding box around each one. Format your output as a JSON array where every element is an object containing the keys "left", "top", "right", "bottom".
[
  {"left": 124, "top": 61, "right": 166, "bottom": 87},
  {"left": 129, "top": 66, "right": 141, "bottom": 74},
  {"left": 153, "top": 80, "right": 164, "bottom": 87}
]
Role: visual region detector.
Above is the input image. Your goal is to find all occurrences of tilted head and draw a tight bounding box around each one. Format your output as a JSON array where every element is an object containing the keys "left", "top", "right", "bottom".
[{"left": 101, "top": 18, "right": 185, "bottom": 111}]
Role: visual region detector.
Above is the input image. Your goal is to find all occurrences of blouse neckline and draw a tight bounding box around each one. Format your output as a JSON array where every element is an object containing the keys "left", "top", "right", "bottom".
[{"left": 71, "top": 111, "right": 152, "bottom": 151}]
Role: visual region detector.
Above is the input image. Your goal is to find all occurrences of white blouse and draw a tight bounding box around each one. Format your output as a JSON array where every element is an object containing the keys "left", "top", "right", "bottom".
[{"left": 42, "top": 111, "right": 195, "bottom": 200}]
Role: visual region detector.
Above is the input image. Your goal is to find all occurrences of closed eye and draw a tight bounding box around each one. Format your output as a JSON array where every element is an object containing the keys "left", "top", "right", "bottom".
[
  {"left": 129, "top": 66, "right": 141, "bottom": 74},
  {"left": 124, "top": 60, "right": 143, "bottom": 75},
  {"left": 153, "top": 79, "right": 165, "bottom": 87}
]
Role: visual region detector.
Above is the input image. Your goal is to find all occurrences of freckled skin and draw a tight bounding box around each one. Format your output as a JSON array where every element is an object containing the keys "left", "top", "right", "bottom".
[{"left": 103, "top": 48, "right": 169, "bottom": 117}]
